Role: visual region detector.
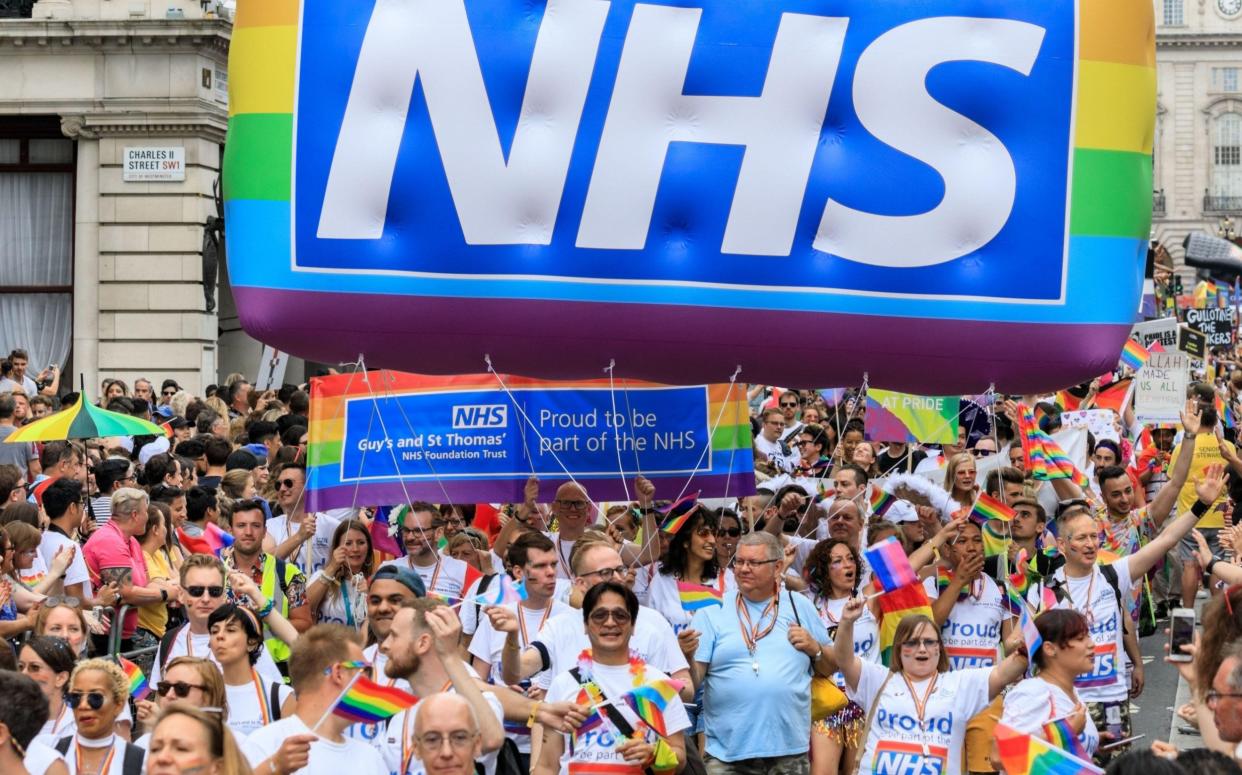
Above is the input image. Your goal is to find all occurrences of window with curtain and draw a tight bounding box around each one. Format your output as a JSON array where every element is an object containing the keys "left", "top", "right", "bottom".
[
  {"left": 1163, "top": 0, "right": 1184, "bottom": 25},
  {"left": 0, "top": 128, "right": 74, "bottom": 375}
]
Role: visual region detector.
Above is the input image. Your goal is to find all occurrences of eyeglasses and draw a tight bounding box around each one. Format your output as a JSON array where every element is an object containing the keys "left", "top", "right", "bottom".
[
  {"left": 44, "top": 595, "right": 82, "bottom": 608},
  {"left": 554, "top": 499, "right": 588, "bottom": 510},
  {"left": 185, "top": 585, "right": 225, "bottom": 599},
  {"left": 716, "top": 527, "right": 742, "bottom": 538},
  {"left": 1205, "top": 690, "right": 1242, "bottom": 708},
  {"left": 417, "top": 731, "right": 478, "bottom": 751},
  {"left": 733, "top": 558, "right": 779, "bottom": 570},
  {"left": 67, "top": 691, "right": 110, "bottom": 710},
  {"left": 276, "top": 478, "right": 298, "bottom": 490},
  {"left": 764, "top": 421, "right": 786, "bottom": 428},
  {"left": 588, "top": 607, "right": 633, "bottom": 625},
  {"left": 579, "top": 565, "right": 626, "bottom": 581},
  {"left": 157, "top": 680, "right": 208, "bottom": 698},
  {"left": 900, "top": 638, "right": 941, "bottom": 651}
]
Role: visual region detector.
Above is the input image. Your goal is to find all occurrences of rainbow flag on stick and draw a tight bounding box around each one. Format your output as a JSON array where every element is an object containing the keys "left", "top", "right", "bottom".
[
  {"left": 995, "top": 722, "right": 1103, "bottom": 775},
  {"left": 329, "top": 674, "right": 419, "bottom": 725},
  {"left": 1118, "top": 339, "right": 1151, "bottom": 370},
  {"left": 864, "top": 537, "right": 919, "bottom": 592},
  {"left": 660, "top": 492, "right": 701, "bottom": 534},
  {"left": 1042, "top": 717, "right": 1091, "bottom": 761},
  {"left": 1018, "top": 603, "right": 1043, "bottom": 671},
  {"left": 676, "top": 581, "right": 723, "bottom": 612},
  {"left": 876, "top": 582, "right": 935, "bottom": 666},
  {"left": 476, "top": 576, "right": 528, "bottom": 607},
  {"left": 621, "top": 678, "right": 684, "bottom": 737},
  {"left": 117, "top": 656, "right": 151, "bottom": 700},
  {"left": 969, "top": 493, "right": 1015, "bottom": 525},
  {"left": 869, "top": 487, "right": 896, "bottom": 518},
  {"left": 982, "top": 521, "right": 1010, "bottom": 558}
]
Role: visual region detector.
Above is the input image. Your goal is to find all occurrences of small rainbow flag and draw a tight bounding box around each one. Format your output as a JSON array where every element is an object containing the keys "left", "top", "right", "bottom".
[
  {"left": 331, "top": 674, "right": 419, "bottom": 724},
  {"left": 176, "top": 522, "right": 234, "bottom": 558},
  {"left": 969, "top": 493, "right": 1015, "bottom": 525},
  {"left": 1118, "top": 339, "right": 1151, "bottom": 370},
  {"left": 1018, "top": 603, "right": 1043, "bottom": 667},
  {"left": 572, "top": 685, "right": 607, "bottom": 744},
  {"left": 936, "top": 566, "right": 973, "bottom": 602},
  {"left": 621, "top": 678, "right": 684, "bottom": 737},
  {"left": 1003, "top": 582, "right": 1028, "bottom": 617},
  {"left": 476, "top": 576, "right": 527, "bottom": 607},
  {"left": 982, "top": 521, "right": 1009, "bottom": 558},
  {"left": 869, "top": 487, "right": 896, "bottom": 518},
  {"left": 864, "top": 537, "right": 919, "bottom": 592},
  {"left": 677, "top": 581, "right": 723, "bottom": 612},
  {"left": 1042, "top": 717, "right": 1090, "bottom": 761},
  {"left": 117, "top": 656, "right": 151, "bottom": 700},
  {"left": 659, "top": 491, "right": 701, "bottom": 534},
  {"left": 995, "top": 722, "right": 1103, "bottom": 775},
  {"left": 1008, "top": 549, "right": 1035, "bottom": 596},
  {"left": 877, "top": 583, "right": 935, "bottom": 667}
]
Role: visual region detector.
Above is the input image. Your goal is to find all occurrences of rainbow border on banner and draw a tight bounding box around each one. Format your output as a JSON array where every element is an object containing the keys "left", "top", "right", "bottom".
[
  {"left": 223, "top": 0, "right": 1154, "bottom": 390},
  {"left": 305, "top": 370, "right": 753, "bottom": 510}
]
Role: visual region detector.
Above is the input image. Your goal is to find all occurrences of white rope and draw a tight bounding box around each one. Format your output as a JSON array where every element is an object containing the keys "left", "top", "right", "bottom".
[{"left": 604, "top": 359, "right": 631, "bottom": 504}]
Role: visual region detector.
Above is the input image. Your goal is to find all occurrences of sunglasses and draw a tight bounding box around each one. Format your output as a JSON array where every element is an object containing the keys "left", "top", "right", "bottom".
[
  {"left": 158, "top": 680, "right": 208, "bottom": 698},
  {"left": 276, "top": 478, "right": 298, "bottom": 490},
  {"left": 161, "top": 390, "right": 177, "bottom": 396},
  {"left": 44, "top": 595, "right": 82, "bottom": 608},
  {"left": 588, "top": 607, "right": 632, "bottom": 625},
  {"left": 716, "top": 527, "right": 742, "bottom": 538},
  {"left": 67, "top": 691, "right": 109, "bottom": 710},
  {"left": 185, "top": 585, "right": 225, "bottom": 599}
]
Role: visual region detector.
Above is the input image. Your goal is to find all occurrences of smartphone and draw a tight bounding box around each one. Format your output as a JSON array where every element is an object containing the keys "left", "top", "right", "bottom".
[{"left": 1169, "top": 607, "right": 1196, "bottom": 663}]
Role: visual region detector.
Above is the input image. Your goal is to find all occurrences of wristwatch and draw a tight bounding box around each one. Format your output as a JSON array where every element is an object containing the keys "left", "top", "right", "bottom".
[{"left": 159, "top": 588, "right": 168, "bottom": 602}]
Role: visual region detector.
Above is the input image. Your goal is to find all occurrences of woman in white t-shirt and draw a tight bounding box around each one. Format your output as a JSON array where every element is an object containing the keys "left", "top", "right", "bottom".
[
  {"left": 833, "top": 598, "right": 1028, "bottom": 775},
  {"left": 635, "top": 507, "right": 734, "bottom": 635},
  {"left": 999, "top": 609, "right": 1100, "bottom": 759},
  {"left": 804, "top": 539, "right": 878, "bottom": 775},
  {"left": 207, "top": 603, "right": 296, "bottom": 738},
  {"left": 20, "top": 636, "right": 77, "bottom": 748},
  {"left": 306, "top": 520, "right": 372, "bottom": 632}
]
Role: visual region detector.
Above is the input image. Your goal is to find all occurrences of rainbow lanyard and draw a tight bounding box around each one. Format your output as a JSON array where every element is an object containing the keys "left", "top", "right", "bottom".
[
  {"left": 251, "top": 670, "right": 272, "bottom": 726},
  {"left": 75, "top": 740, "right": 117, "bottom": 775}
]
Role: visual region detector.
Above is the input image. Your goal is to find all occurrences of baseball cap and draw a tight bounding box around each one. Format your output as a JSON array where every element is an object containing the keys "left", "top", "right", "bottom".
[{"left": 370, "top": 565, "right": 426, "bottom": 598}]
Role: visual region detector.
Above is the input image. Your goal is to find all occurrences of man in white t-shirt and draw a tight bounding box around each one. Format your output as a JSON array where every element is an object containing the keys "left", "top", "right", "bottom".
[
  {"left": 380, "top": 601, "right": 505, "bottom": 775},
  {"left": 498, "top": 543, "right": 691, "bottom": 696},
  {"left": 379, "top": 502, "right": 478, "bottom": 599},
  {"left": 265, "top": 462, "right": 353, "bottom": 575},
  {"left": 753, "top": 408, "right": 797, "bottom": 473},
  {"left": 1031, "top": 452, "right": 1221, "bottom": 763},
  {"left": 151, "top": 553, "right": 282, "bottom": 684},
  {"left": 249, "top": 624, "right": 388, "bottom": 775},
  {"left": 39, "top": 479, "right": 95, "bottom": 601}
]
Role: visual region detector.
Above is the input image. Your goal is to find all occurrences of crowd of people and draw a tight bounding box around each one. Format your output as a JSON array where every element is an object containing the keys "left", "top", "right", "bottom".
[{"left": 0, "top": 367, "right": 1240, "bottom": 775}]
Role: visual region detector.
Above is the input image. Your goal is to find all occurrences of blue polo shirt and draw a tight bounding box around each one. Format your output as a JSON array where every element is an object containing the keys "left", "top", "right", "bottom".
[{"left": 692, "top": 589, "right": 829, "bottom": 762}]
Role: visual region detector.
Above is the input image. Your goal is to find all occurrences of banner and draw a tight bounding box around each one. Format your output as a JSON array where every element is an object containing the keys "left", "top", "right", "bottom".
[
  {"left": 864, "top": 390, "right": 958, "bottom": 444},
  {"left": 305, "top": 371, "right": 754, "bottom": 510},
  {"left": 1134, "top": 351, "right": 1189, "bottom": 424},
  {"left": 1060, "top": 409, "right": 1119, "bottom": 443},
  {"left": 1185, "top": 307, "right": 1236, "bottom": 348},
  {"left": 224, "top": 0, "right": 1154, "bottom": 395}
]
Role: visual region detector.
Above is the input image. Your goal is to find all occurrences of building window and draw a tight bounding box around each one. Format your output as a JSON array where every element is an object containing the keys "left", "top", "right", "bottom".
[
  {"left": 1164, "top": 0, "right": 1184, "bottom": 25},
  {"left": 1216, "top": 68, "right": 1241, "bottom": 92},
  {"left": 0, "top": 118, "right": 74, "bottom": 373}
]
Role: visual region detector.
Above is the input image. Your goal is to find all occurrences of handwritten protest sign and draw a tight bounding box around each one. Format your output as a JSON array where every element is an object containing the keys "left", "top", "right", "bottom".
[
  {"left": 1060, "top": 409, "right": 1120, "bottom": 443},
  {"left": 1134, "top": 351, "right": 1189, "bottom": 424}
]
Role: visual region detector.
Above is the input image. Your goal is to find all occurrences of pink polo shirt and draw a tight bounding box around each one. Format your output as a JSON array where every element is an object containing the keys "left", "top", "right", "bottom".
[{"left": 83, "top": 520, "right": 149, "bottom": 637}]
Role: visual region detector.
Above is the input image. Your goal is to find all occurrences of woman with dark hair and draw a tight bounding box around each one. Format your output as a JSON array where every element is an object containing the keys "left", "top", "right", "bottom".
[
  {"left": 306, "top": 519, "right": 372, "bottom": 630},
  {"left": 635, "top": 506, "right": 734, "bottom": 635},
  {"left": 805, "top": 539, "right": 879, "bottom": 775},
  {"left": 834, "top": 600, "right": 1028, "bottom": 775},
  {"left": 998, "top": 609, "right": 1099, "bottom": 758},
  {"left": 207, "top": 603, "right": 296, "bottom": 737},
  {"left": 19, "top": 636, "right": 78, "bottom": 746},
  {"left": 714, "top": 508, "right": 744, "bottom": 568}
]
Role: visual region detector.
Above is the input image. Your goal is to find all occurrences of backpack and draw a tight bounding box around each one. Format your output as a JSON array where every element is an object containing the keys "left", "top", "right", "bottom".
[
  {"left": 269, "top": 680, "right": 284, "bottom": 722},
  {"left": 473, "top": 573, "right": 498, "bottom": 630},
  {"left": 476, "top": 737, "right": 524, "bottom": 775},
  {"left": 57, "top": 736, "right": 145, "bottom": 775},
  {"left": 158, "top": 622, "right": 187, "bottom": 672},
  {"left": 1043, "top": 564, "right": 1134, "bottom": 638}
]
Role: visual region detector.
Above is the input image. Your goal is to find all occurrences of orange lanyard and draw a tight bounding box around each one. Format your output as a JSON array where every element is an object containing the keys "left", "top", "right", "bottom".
[
  {"left": 1060, "top": 571, "right": 1097, "bottom": 625},
  {"left": 900, "top": 673, "right": 939, "bottom": 755},
  {"left": 517, "top": 604, "right": 553, "bottom": 648},
  {"left": 409, "top": 557, "right": 442, "bottom": 594}
]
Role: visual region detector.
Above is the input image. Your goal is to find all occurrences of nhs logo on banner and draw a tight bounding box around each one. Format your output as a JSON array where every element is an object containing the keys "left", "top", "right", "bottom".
[
  {"left": 451, "top": 405, "right": 508, "bottom": 429},
  {"left": 291, "top": 0, "right": 1074, "bottom": 302}
]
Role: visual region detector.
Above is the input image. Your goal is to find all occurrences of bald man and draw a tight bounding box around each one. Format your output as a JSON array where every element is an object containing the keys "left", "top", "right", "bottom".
[{"left": 413, "top": 693, "right": 481, "bottom": 775}]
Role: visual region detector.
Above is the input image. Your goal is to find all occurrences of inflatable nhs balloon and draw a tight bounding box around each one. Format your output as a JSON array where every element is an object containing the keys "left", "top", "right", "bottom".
[{"left": 224, "top": 0, "right": 1154, "bottom": 394}]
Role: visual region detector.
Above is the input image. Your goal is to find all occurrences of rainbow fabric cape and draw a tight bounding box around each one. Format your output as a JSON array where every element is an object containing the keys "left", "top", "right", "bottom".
[
  {"left": 970, "top": 493, "right": 1016, "bottom": 525},
  {"left": 621, "top": 678, "right": 684, "bottom": 737},
  {"left": 1042, "top": 717, "right": 1091, "bottom": 761},
  {"left": 995, "top": 722, "right": 1103, "bottom": 775},
  {"left": 331, "top": 675, "right": 419, "bottom": 724},
  {"left": 176, "top": 522, "right": 235, "bottom": 557},
  {"left": 864, "top": 537, "right": 919, "bottom": 592},
  {"left": 1016, "top": 404, "right": 1091, "bottom": 489},
  {"left": 676, "top": 580, "right": 723, "bottom": 612},
  {"left": 869, "top": 487, "right": 896, "bottom": 518},
  {"left": 117, "top": 656, "right": 151, "bottom": 700},
  {"left": 660, "top": 492, "right": 701, "bottom": 534},
  {"left": 877, "top": 583, "right": 935, "bottom": 666},
  {"left": 1118, "top": 339, "right": 1151, "bottom": 370}
]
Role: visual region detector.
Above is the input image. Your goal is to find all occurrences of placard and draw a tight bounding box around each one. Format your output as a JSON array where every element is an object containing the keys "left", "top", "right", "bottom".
[
  {"left": 864, "top": 389, "right": 959, "bottom": 444},
  {"left": 1134, "top": 351, "right": 1189, "bottom": 424},
  {"left": 1060, "top": 409, "right": 1119, "bottom": 443},
  {"left": 306, "top": 370, "right": 755, "bottom": 509},
  {"left": 122, "top": 147, "right": 185, "bottom": 182},
  {"left": 1185, "top": 307, "right": 1236, "bottom": 348},
  {"left": 1131, "top": 318, "right": 1178, "bottom": 351}
]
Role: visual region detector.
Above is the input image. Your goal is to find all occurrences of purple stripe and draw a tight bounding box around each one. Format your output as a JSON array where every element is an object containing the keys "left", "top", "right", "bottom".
[
  {"left": 306, "top": 473, "right": 748, "bottom": 512},
  {"left": 233, "top": 287, "right": 1131, "bottom": 394}
]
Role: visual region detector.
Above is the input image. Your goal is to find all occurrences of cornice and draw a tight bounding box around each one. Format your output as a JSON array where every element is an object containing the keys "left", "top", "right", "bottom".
[
  {"left": 0, "top": 18, "right": 230, "bottom": 54},
  {"left": 1158, "top": 31, "right": 1242, "bottom": 48},
  {"left": 60, "top": 113, "right": 227, "bottom": 143}
]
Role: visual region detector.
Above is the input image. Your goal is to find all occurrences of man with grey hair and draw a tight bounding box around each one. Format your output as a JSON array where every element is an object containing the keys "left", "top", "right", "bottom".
[
  {"left": 82, "top": 487, "right": 176, "bottom": 651},
  {"left": 1209, "top": 643, "right": 1242, "bottom": 750},
  {"left": 413, "top": 693, "right": 483, "bottom": 775},
  {"left": 689, "top": 531, "right": 834, "bottom": 775},
  {"left": 0, "top": 393, "right": 39, "bottom": 479}
]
